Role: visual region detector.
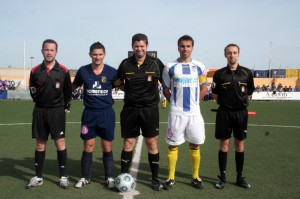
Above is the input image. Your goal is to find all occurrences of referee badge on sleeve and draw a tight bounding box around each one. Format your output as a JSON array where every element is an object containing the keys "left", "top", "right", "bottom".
[
  {"left": 241, "top": 85, "right": 246, "bottom": 93},
  {"left": 30, "top": 87, "right": 36, "bottom": 94}
]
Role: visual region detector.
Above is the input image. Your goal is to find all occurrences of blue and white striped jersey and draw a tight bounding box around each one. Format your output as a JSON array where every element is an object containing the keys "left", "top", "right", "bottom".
[{"left": 162, "top": 59, "right": 206, "bottom": 115}]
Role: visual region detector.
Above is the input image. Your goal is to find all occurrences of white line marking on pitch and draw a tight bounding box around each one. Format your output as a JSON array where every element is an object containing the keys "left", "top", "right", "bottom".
[
  {"left": 1, "top": 122, "right": 300, "bottom": 129},
  {"left": 119, "top": 135, "right": 143, "bottom": 199}
]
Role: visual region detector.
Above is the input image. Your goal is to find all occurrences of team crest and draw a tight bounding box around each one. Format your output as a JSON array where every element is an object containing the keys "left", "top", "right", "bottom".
[
  {"left": 101, "top": 76, "right": 107, "bottom": 83},
  {"left": 192, "top": 65, "right": 196, "bottom": 72},
  {"left": 56, "top": 82, "right": 60, "bottom": 89}
]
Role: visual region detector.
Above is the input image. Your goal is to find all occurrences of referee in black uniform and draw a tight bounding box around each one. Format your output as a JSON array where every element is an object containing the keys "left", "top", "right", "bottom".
[
  {"left": 115, "top": 33, "right": 164, "bottom": 191},
  {"left": 212, "top": 44, "right": 254, "bottom": 189},
  {"left": 27, "top": 39, "right": 72, "bottom": 189}
]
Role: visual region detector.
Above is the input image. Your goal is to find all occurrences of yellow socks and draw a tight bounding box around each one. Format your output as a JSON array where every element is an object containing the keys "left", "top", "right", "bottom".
[
  {"left": 190, "top": 146, "right": 201, "bottom": 179},
  {"left": 162, "top": 100, "right": 167, "bottom": 108},
  {"left": 167, "top": 146, "right": 178, "bottom": 180}
]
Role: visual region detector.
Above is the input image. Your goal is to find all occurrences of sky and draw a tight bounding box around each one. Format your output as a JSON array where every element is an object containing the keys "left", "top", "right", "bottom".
[{"left": 0, "top": 0, "right": 300, "bottom": 70}]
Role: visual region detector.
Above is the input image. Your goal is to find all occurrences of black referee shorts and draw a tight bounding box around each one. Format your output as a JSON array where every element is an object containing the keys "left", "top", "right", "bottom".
[
  {"left": 32, "top": 106, "right": 66, "bottom": 140},
  {"left": 215, "top": 108, "right": 248, "bottom": 140},
  {"left": 120, "top": 105, "right": 159, "bottom": 138}
]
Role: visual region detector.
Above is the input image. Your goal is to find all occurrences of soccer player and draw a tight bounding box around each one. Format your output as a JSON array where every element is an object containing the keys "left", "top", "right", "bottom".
[
  {"left": 212, "top": 44, "right": 255, "bottom": 189},
  {"left": 27, "top": 39, "right": 72, "bottom": 189},
  {"left": 162, "top": 35, "right": 207, "bottom": 190},
  {"left": 115, "top": 33, "right": 165, "bottom": 191},
  {"left": 73, "top": 42, "right": 118, "bottom": 189}
]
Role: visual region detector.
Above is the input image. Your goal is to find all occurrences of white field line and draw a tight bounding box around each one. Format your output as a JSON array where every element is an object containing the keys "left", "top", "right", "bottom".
[
  {"left": 119, "top": 135, "right": 143, "bottom": 199},
  {"left": 1, "top": 122, "right": 300, "bottom": 129}
]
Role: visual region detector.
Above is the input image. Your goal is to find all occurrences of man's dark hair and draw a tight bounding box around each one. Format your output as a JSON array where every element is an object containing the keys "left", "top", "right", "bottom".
[
  {"left": 178, "top": 35, "right": 194, "bottom": 47},
  {"left": 224, "top": 43, "right": 240, "bottom": 53},
  {"left": 89, "top": 42, "right": 106, "bottom": 53},
  {"left": 132, "top": 33, "right": 148, "bottom": 45},
  {"left": 42, "top": 39, "right": 58, "bottom": 50}
]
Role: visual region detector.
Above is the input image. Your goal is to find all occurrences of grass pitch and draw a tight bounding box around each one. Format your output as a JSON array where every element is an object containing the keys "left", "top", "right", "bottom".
[{"left": 0, "top": 100, "right": 299, "bottom": 199}]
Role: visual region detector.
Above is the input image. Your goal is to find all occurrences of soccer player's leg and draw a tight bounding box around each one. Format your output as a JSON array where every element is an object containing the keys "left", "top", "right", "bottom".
[
  {"left": 75, "top": 110, "right": 97, "bottom": 188},
  {"left": 164, "top": 145, "right": 178, "bottom": 190},
  {"left": 75, "top": 138, "right": 95, "bottom": 188},
  {"left": 187, "top": 114, "right": 205, "bottom": 190},
  {"left": 189, "top": 144, "right": 204, "bottom": 189},
  {"left": 100, "top": 108, "right": 115, "bottom": 188}
]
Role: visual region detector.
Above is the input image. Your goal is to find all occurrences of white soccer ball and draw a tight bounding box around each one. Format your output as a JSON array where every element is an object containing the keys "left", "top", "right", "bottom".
[{"left": 115, "top": 173, "right": 136, "bottom": 192}]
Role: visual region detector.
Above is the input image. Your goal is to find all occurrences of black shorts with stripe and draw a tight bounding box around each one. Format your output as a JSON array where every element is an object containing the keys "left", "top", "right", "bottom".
[
  {"left": 32, "top": 106, "right": 66, "bottom": 140},
  {"left": 120, "top": 105, "right": 159, "bottom": 138},
  {"left": 215, "top": 108, "right": 248, "bottom": 140}
]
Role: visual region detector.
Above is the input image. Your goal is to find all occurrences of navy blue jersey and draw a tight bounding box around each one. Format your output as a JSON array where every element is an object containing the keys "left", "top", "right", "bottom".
[{"left": 73, "top": 64, "right": 117, "bottom": 110}]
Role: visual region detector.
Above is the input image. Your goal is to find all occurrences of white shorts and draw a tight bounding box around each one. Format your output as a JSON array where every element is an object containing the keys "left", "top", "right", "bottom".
[{"left": 165, "top": 111, "right": 205, "bottom": 145}]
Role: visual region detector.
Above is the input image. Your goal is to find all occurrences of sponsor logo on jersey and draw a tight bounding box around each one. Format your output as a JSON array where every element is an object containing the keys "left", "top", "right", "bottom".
[
  {"left": 174, "top": 77, "right": 198, "bottom": 87},
  {"left": 92, "top": 81, "right": 101, "bottom": 89}
]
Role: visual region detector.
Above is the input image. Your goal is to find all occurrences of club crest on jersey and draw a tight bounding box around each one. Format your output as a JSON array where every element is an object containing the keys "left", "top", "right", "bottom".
[
  {"left": 101, "top": 76, "right": 107, "bottom": 83},
  {"left": 56, "top": 82, "right": 60, "bottom": 89},
  {"left": 240, "top": 85, "right": 246, "bottom": 92},
  {"left": 192, "top": 65, "right": 196, "bottom": 72}
]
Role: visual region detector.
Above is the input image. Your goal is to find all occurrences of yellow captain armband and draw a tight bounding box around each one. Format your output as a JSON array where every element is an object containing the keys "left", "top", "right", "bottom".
[{"left": 199, "top": 75, "right": 207, "bottom": 84}]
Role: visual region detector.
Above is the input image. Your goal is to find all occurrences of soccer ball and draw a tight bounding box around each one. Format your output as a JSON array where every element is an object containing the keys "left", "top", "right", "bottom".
[{"left": 115, "top": 173, "right": 136, "bottom": 192}]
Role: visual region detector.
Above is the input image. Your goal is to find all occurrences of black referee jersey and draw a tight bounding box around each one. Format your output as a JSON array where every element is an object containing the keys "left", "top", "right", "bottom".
[
  {"left": 212, "top": 65, "right": 255, "bottom": 110},
  {"left": 117, "top": 54, "right": 164, "bottom": 108},
  {"left": 29, "top": 61, "right": 72, "bottom": 108}
]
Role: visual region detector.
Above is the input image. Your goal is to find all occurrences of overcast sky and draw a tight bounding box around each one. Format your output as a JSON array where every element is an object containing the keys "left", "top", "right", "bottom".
[{"left": 0, "top": 0, "right": 299, "bottom": 70}]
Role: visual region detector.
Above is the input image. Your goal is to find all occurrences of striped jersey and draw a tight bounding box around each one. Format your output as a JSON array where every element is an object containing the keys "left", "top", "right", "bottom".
[{"left": 162, "top": 59, "right": 206, "bottom": 115}]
